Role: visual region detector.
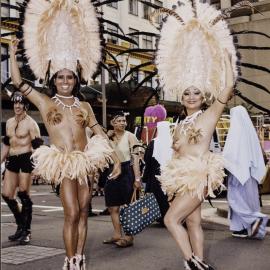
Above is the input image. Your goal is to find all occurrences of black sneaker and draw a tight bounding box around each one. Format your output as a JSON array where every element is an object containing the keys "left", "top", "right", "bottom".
[
  {"left": 8, "top": 227, "right": 23, "bottom": 241},
  {"left": 232, "top": 228, "right": 248, "bottom": 238},
  {"left": 18, "top": 231, "right": 31, "bottom": 245}
]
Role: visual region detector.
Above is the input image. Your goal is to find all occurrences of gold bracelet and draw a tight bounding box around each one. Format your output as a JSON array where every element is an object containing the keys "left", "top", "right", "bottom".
[{"left": 217, "top": 97, "right": 227, "bottom": 105}]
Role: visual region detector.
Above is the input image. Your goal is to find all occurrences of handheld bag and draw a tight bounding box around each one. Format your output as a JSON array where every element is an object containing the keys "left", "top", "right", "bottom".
[{"left": 119, "top": 190, "right": 161, "bottom": 236}]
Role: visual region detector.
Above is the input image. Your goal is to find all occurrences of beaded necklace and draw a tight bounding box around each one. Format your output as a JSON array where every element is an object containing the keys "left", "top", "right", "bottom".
[
  {"left": 52, "top": 95, "right": 80, "bottom": 113},
  {"left": 179, "top": 110, "right": 202, "bottom": 136}
]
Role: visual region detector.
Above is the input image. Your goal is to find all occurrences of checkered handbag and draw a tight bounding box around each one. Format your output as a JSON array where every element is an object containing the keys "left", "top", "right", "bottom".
[{"left": 119, "top": 190, "right": 161, "bottom": 236}]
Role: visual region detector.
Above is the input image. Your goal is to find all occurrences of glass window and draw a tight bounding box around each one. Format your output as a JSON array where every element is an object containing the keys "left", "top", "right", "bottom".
[
  {"left": 129, "top": 28, "right": 139, "bottom": 48},
  {"left": 154, "top": 0, "right": 163, "bottom": 23},
  {"left": 107, "top": 1, "right": 118, "bottom": 9},
  {"left": 1, "top": 0, "right": 10, "bottom": 17},
  {"left": 129, "top": 0, "right": 138, "bottom": 16},
  {"left": 1, "top": 44, "right": 9, "bottom": 83},
  {"left": 144, "top": 71, "right": 153, "bottom": 87},
  {"left": 142, "top": 0, "right": 151, "bottom": 19},
  {"left": 142, "top": 35, "right": 152, "bottom": 49},
  {"left": 107, "top": 23, "right": 118, "bottom": 45},
  {"left": 131, "top": 70, "right": 139, "bottom": 84},
  {"left": 108, "top": 64, "right": 118, "bottom": 83}
]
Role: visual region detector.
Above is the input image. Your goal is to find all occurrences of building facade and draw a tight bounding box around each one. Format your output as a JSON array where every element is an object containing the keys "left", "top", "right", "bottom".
[{"left": 1, "top": 0, "right": 269, "bottom": 129}]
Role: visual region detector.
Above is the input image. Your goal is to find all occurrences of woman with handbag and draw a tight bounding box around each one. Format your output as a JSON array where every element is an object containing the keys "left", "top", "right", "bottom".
[
  {"left": 103, "top": 111, "right": 142, "bottom": 248},
  {"left": 153, "top": 1, "right": 239, "bottom": 269}
]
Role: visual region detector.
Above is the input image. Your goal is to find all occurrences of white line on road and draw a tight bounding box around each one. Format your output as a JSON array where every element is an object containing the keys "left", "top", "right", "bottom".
[
  {"left": 42, "top": 208, "right": 63, "bottom": 212},
  {"left": 1, "top": 202, "right": 104, "bottom": 213},
  {"left": 30, "top": 192, "right": 54, "bottom": 196}
]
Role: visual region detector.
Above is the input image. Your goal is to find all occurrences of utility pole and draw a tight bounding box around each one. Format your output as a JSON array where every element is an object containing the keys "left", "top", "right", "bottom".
[
  {"left": 100, "top": 2, "right": 107, "bottom": 129},
  {"left": 101, "top": 66, "right": 107, "bottom": 128}
]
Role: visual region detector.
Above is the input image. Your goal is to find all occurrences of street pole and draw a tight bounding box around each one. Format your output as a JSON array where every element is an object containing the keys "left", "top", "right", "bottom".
[
  {"left": 101, "top": 66, "right": 107, "bottom": 129},
  {"left": 99, "top": 2, "right": 107, "bottom": 129}
]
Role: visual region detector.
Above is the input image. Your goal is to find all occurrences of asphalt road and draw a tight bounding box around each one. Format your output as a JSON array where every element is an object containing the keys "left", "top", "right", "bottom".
[{"left": 1, "top": 184, "right": 270, "bottom": 270}]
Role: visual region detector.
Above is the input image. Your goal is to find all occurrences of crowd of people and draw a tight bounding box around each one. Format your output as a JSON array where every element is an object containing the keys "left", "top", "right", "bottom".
[{"left": 1, "top": 1, "right": 269, "bottom": 270}]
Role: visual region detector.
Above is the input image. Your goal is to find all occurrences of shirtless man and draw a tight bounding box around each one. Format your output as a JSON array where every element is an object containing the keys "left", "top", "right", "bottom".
[
  {"left": 1, "top": 91, "right": 42, "bottom": 245},
  {"left": 10, "top": 39, "right": 121, "bottom": 269}
]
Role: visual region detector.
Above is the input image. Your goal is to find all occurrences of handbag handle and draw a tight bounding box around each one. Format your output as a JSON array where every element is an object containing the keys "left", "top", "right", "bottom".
[{"left": 130, "top": 188, "right": 144, "bottom": 203}]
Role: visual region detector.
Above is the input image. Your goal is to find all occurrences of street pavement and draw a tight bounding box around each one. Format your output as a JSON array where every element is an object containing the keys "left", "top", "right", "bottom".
[{"left": 1, "top": 184, "right": 270, "bottom": 270}]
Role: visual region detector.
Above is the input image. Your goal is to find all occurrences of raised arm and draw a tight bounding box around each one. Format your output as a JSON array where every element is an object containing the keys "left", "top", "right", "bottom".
[
  {"left": 203, "top": 50, "right": 234, "bottom": 126},
  {"left": 85, "top": 103, "right": 121, "bottom": 179},
  {"left": 9, "top": 38, "right": 47, "bottom": 110}
]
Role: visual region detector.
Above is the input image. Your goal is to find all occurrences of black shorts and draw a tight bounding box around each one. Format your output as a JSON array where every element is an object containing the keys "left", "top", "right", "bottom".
[
  {"left": 104, "top": 161, "right": 134, "bottom": 207},
  {"left": 5, "top": 152, "right": 33, "bottom": 174}
]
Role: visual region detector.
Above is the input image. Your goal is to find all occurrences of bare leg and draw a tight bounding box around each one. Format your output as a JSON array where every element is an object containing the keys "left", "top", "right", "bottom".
[
  {"left": 108, "top": 206, "right": 122, "bottom": 239},
  {"left": 2, "top": 169, "right": 19, "bottom": 198},
  {"left": 76, "top": 181, "right": 91, "bottom": 255},
  {"left": 60, "top": 178, "right": 80, "bottom": 258},
  {"left": 164, "top": 193, "right": 201, "bottom": 260},
  {"left": 18, "top": 172, "right": 32, "bottom": 194},
  {"left": 186, "top": 205, "right": 204, "bottom": 259}
]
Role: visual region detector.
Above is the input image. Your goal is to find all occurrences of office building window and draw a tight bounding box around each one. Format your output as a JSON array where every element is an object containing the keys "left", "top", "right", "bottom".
[
  {"left": 131, "top": 70, "right": 139, "bottom": 83},
  {"left": 107, "top": 23, "right": 118, "bottom": 45},
  {"left": 1, "top": 0, "right": 10, "bottom": 17},
  {"left": 107, "top": 1, "right": 118, "bottom": 9},
  {"left": 144, "top": 71, "right": 153, "bottom": 87},
  {"left": 129, "top": 0, "right": 138, "bottom": 16},
  {"left": 129, "top": 28, "right": 139, "bottom": 48},
  {"left": 108, "top": 65, "right": 118, "bottom": 83},
  {"left": 142, "top": 0, "right": 151, "bottom": 19},
  {"left": 154, "top": 0, "right": 163, "bottom": 23},
  {"left": 142, "top": 35, "right": 152, "bottom": 49},
  {"left": 1, "top": 44, "right": 9, "bottom": 83}
]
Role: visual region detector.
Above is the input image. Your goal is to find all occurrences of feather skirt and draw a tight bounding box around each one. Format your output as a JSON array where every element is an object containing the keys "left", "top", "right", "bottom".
[
  {"left": 158, "top": 152, "right": 226, "bottom": 200},
  {"left": 31, "top": 135, "right": 113, "bottom": 185}
]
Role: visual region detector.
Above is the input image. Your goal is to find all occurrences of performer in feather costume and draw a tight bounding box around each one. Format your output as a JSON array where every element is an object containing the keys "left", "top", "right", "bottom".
[
  {"left": 9, "top": 1, "right": 121, "bottom": 269},
  {"left": 151, "top": 0, "right": 249, "bottom": 269}
]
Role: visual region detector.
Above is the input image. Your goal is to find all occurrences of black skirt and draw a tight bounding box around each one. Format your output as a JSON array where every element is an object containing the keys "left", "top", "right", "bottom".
[{"left": 104, "top": 161, "right": 134, "bottom": 207}]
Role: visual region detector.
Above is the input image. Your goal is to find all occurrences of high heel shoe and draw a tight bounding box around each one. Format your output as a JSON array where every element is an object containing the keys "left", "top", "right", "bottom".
[
  {"left": 192, "top": 254, "right": 215, "bottom": 270},
  {"left": 184, "top": 257, "right": 203, "bottom": 270},
  {"left": 183, "top": 254, "right": 215, "bottom": 270},
  {"left": 62, "top": 256, "right": 77, "bottom": 270},
  {"left": 75, "top": 254, "right": 86, "bottom": 270}
]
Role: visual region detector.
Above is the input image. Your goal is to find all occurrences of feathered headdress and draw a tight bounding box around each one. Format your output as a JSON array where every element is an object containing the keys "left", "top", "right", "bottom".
[
  {"left": 23, "top": 0, "right": 101, "bottom": 83},
  {"left": 152, "top": 0, "right": 254, "bottom": 102}
]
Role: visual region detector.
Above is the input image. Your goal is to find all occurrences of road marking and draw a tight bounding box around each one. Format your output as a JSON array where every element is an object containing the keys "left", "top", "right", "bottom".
[
  {"left": 1, "top": 202, "right": 104, "bottom": 213},
  {"left": 204, "top": 199, "right": 270, "bottom": 205},
  {"left": 1, "top": 202, "right": 63, "bottom": 212},
  {"left": 42, "top": 207, "right": 63, "bottom": 212},
  {"left": 30, "top": 192, "right": 54, "bottom": 196}
]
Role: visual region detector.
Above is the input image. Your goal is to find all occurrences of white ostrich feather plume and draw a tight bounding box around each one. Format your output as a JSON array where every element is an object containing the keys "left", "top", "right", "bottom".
[
  {"left": 156, "top": 0, "right": 238, "bottom": 102},
  {"left": 23, "top": 0, "right": 101, "bottom": 82}
]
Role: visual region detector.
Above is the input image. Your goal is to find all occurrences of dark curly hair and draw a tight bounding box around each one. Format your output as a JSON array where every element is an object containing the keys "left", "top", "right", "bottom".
[
  {"left": 11, "top": 91, "right": 29, "bottom": 111},
  {"left": 48, "top": 71, "right": 85, "bottom": 101}
]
